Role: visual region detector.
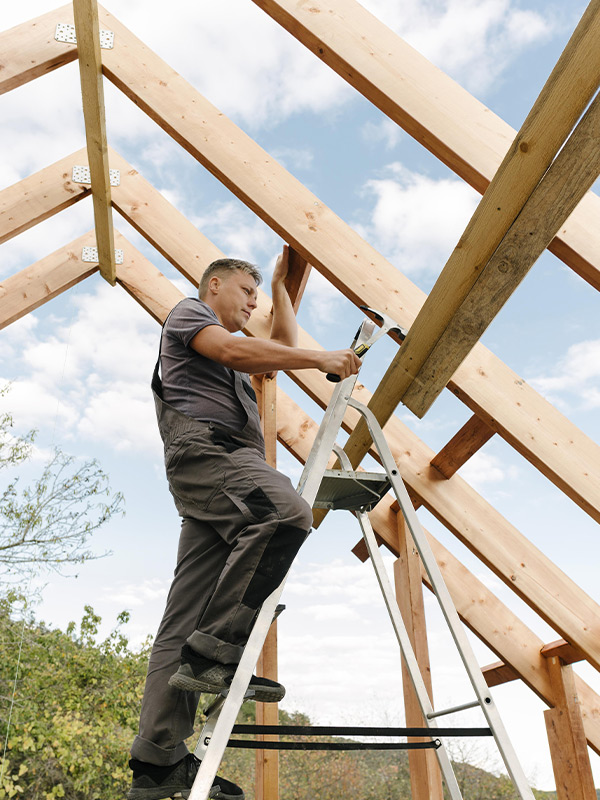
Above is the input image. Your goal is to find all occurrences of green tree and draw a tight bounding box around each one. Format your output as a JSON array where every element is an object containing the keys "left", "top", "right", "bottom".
[{"left": 0, "top": 391, "right": 123, "bottom": 580}]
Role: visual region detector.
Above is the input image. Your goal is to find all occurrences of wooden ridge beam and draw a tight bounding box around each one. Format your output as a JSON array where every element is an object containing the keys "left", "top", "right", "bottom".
[
  {"left": 0, "top": 230, "right": 98, "bottom": 329},
  {"left": 107, "top": 158, "right": 600, "bottom": 672},
  {"left": 400, "top": 88, "right": 600, "bottom": 417},
  {"left": 97, "top": 18, "right": 600, "bottom": 526},
  {"left": 73, "top": 0, "right": 115, "bottom": 285},
  {"left": 96, "top": 243, "right": 600, "bottom": 755},
  {"left": 251, "top": 0, "right": 600, "bottom": 293},
  {"left": 482, "top": 637, "right": 586, "bottom": 689},
  {"left": 481, "top": 661, "right": 519, "bottom": 688},
  {"left": 0, "top": 4, "right": 77, "bottom": 95},
  {"left": 430, "top": 413, "right": 495, "bottom": 479},
  {"left": 0, "top": 148, "right": 90, "bottom": 245}
]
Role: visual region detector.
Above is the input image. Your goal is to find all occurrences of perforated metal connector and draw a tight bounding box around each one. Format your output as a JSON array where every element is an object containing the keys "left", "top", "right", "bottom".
[
  {"left": 55, "top": 23, "right": 114, "bottom": 49},
  {"left": 72, "top": 166, "right": 120, "bottom": 186},
  {"left": 82, "top": 247, "right": 124, "bottom": 265}
]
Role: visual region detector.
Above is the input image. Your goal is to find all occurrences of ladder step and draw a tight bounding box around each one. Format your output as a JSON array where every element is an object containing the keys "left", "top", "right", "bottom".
[{"left": 313, "top": 469, "right": 391, "bottom": 511}]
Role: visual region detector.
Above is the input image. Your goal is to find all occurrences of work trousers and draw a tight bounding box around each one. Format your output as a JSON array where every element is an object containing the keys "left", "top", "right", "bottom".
[{"left": 131, "top": 423, "right": 312, "bottom": 765}]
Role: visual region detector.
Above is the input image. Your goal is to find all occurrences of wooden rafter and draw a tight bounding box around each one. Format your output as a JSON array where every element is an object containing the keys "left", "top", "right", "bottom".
[
  {"left": 0, "top": 148, "right": 89, "bottom": 244},
  {"left": 0, "top": 4, "right": 77, "bottom": 95},
  {"left": 73, "top": 0, "right": 116, "bottom": 284},
  {"left": 93, "top": 11, "right": 600, "bottom": 526},
  {"left": 251, "top": 0, "right": 600, "bottom": 293},
  {"left": 0, "top": 231, "right": 98, "bottom": 329},
  {"left": 430, "top": 413, "right": 495, "bottom": 479},
  {"left": 377, "top": 0, "right": 600, "bottom": 417}
]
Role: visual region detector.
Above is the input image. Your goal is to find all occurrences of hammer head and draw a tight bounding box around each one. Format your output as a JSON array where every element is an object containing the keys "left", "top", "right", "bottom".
[{"left": 360, "top": 305, "right": 407, "bottom": 341}]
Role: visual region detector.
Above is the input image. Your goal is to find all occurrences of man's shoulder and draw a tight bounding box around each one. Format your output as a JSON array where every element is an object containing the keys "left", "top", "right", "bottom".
[{"left": 168, "top": 298, "right": 220, "bottom": 327}]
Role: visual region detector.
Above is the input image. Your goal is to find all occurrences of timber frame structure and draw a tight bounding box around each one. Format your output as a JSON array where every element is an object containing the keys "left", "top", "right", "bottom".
[{"left": 1, "top": 1, "right": 599, "bottom": 798}]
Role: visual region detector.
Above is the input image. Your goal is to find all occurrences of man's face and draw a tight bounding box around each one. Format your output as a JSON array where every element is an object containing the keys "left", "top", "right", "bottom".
[{"left": 210, "top": 270, "right": 258, "bottom": 332}]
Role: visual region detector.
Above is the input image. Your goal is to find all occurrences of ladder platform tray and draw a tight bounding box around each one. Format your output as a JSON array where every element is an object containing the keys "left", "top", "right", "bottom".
[{"left": 313, "top": 469, "right": 391, "bottom": 511}]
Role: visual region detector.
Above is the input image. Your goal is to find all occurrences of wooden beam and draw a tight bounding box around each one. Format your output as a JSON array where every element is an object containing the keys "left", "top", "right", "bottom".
[
  {"left": 0, "top": 149, "right": 90, "bottom": 245},
  {"left": 73, "top": 0, "right": 115, "bottom": 285},
  {"left": 253, "top": 375, "right": 280, "bottom": 800},
  {"left": 98, "top": 22, "right": 600, "bottom": 526},
  {"left": 102, "top": 250, "right": 600, "bottom": 756},
  {"left": 542, "top": 640, "right": 586, "bottom": 666},
  {"left": 0, "top": 231, "right": 98, "bottom": 329},
  {"left": 397, "top": 88, "right": 600, "bottom": 417},
  {"left": 430, "top": 413, "right": 495, "bottom": 479},
  {"left": 481, "top": 661, "right": 519, "bottom": 688},
  {"left": 0, "top": 5, "right": 77, "bottom": 95},
  {"left": 544, "top": 657, "right": 596, "bottom": 800},
  {"left": 394, "top": 514, "right": 443, "bottom": 800},
  {"left": 251, "top": 0, "right": 600, "bottom": 293},
  {"left": 284, "top": 248, "right": 312, "bottom": 313}
]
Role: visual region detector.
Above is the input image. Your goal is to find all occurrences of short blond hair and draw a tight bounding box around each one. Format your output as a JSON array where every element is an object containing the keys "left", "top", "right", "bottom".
[{"left": 198, "top": 258, "right": 262, "bottom": 299}]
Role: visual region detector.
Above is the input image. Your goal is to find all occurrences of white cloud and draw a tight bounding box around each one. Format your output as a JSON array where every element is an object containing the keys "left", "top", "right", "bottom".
[
  {"left": 190, "top": 201, "right": 279, "bottom": 263},
  {"left": 458, "top": 450, "right": 519, "bottom": 488},
  {"left": 528, "top": 339, "right": 600, "bottom": 410},
  {"left": 356, "top": 163, "right": 479, "bottom": 277},
  {"left": 360, "top": 119, "right": 402, "bottom": 150},
  {"left": 361, "top": 0, "right": 554, "bottom": 94},
  {"left": 101, "top": 578, "right": 169, "bottom": 607}
]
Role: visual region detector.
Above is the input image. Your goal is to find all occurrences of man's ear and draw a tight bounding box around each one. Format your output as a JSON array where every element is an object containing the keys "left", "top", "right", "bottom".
[{"left": 208, "top": 275, "right": 221, "bottom": 295}]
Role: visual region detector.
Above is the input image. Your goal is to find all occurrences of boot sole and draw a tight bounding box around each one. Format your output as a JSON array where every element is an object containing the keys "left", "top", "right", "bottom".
[{"left": 168, "top": 671, "right": 285, "bottom": 702}]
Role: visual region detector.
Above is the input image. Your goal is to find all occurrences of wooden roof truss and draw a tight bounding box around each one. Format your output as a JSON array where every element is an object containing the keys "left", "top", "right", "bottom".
[{"left": 1, "top": 0, "right": 599, "bottom": 796}]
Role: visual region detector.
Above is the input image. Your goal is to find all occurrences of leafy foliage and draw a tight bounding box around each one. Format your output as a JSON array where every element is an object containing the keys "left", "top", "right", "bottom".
[{"left": 0, "top": 394, "right": 123, "bottom": 580}]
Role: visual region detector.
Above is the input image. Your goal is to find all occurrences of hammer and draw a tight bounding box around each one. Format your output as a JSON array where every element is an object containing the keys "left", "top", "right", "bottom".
[{"left": 326, "top": 306, "right": 407, "bottom": 382}]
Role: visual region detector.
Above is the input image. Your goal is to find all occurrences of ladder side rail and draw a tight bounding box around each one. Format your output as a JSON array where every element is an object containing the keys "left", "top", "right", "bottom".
[
  {"left": 349, "top": 398, "right": 535, "bottom": 800},
  {"left": 356, "top": 508, "right": 464, "bottom": 800}
]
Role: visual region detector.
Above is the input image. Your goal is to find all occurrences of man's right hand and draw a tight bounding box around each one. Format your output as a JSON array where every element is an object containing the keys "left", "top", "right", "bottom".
[{"left": 317, "top": 349, "right": 362, "bottom": 380}]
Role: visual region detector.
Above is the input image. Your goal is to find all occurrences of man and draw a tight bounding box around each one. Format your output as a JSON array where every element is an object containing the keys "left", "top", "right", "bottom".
[{"left": 128, "top": 246, "right": 361, "bottom": 800}]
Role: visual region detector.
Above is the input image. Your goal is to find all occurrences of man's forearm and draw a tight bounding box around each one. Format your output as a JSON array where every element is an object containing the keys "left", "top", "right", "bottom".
[
  {"left": 216, "top": 335, "right": 320, "bottom": 374},
  {"left": 270, "top": 282, "right": 298, "bottom": 347}
]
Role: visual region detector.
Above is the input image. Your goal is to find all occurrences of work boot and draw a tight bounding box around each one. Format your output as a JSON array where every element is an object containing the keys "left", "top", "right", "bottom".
[
  {"left": 127, "top": 753, "right": 243, "bottom": 799},
  {"left": 168, "top": 644, "right": 285, "bottom": 702}
]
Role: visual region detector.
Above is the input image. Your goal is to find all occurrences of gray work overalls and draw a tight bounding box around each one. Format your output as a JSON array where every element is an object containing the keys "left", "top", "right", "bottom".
[{"left": 131, "top": 312, "right": 312, "bottom": 766}]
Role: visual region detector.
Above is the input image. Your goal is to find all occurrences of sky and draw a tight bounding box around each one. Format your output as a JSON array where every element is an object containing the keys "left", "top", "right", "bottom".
[{"left": 1, "top": 0, "right": 599, "bottom": 792}]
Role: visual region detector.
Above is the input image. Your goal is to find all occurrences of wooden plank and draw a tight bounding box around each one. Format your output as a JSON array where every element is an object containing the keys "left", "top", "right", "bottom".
[
  {"left": 0, "top": 231, "right": 98, "bottom": 329},
  {"left": 0, "top": 149, "right": 90, "bottom": 245},
  {"left": 105, "top": 253, "right": 600, "bottom": 755},
  {"left": 394, "top": 514, "right": 443, "bottom": 800},
  {"left": 542, "top": 640, "right": 586, "bottom": 666},
  {"left": 481, "top": 661, "right": 519, "bottom": 688},
  {"left": 73, "top": 0, "right": 115, "bottom": 285},
  {"left": 430, "top": 414, "right": 495, "bottom": 479},
  {"left": 400, "top": 89, "right": 600, "bottom": 417},
  {"left": 0, "top": 4, "right": 77, "bottom": 95},
  {"left": 251, "top": 0, "right": 600, "bottom": 293},
  {"left": 544, "top": 658, "right": 596, "bottom": 800},
  {"left": 284, "top": 248, "right": 312, "bottom": 313},
  {"left": 98, "top": 21, "right": 600, "bottom": 526},
  {"left": 108, "top": 160, "right": 600, "bottom": 671}
]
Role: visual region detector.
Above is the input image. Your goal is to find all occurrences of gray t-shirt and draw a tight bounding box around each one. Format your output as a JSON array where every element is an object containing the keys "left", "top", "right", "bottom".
[{"left": 160, "top": 298, "right": 248, "bottom": 430}]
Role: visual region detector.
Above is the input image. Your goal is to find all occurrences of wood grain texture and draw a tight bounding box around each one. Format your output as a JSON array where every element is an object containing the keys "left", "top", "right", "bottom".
[
  {"left": 430, "top": 414, "right": 495, "bottom": 479},
  {"left": 0, "top": 231, "right": 98, "bottom": 329},
  {"left": 73, "top": 0, "right": 115, "bottom": 284},
  {"left": 0, "top": 5, "right": 77, "bottom": 94},
  {"left": 0, "top": 149, "right": 90, "bottom": 244}
]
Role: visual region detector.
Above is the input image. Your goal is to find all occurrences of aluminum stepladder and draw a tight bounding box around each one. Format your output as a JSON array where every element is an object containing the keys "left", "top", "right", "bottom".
[{"left": 189, "top": 312, "right": 536, "bottom": 800}]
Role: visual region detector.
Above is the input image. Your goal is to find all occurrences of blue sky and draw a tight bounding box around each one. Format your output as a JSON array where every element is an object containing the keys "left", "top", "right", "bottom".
[{"left": 1, "top": 0, "right": 599, "bottom": 791}]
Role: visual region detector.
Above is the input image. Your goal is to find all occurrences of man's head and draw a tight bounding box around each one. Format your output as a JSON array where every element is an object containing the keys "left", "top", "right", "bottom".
[{"left": 199, "top": 258, "right": 263, "bottom": 332}]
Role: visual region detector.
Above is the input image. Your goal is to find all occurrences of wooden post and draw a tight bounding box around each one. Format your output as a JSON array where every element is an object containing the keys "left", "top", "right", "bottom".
[
  {"left": 543, "top": 656, "right": 596, "bottom": 800},
  {"left": 252, "top": 375, "right": 280, "bottom": 800},
  {"left": 393, "top": 510, "right": 444, "bottom": 800}
]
